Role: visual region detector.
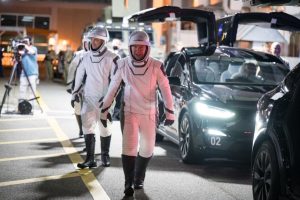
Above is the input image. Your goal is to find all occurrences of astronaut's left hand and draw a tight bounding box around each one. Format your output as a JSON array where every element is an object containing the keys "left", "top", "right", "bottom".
[{"left": 164, "top": 119, "right": 174, "bottom": 126}]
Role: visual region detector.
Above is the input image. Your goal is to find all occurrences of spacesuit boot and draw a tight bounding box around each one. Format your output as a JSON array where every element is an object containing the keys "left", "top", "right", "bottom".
[
  {"left": 134, "top": 154, "right": 152, "bottom": 189},
  {"left": 122, "top": 154, "right": 136, "bottom": 196},
  {"left": 75, "top": 114, "right": 84, "bottom": 138},
  {"left": 100, "top": 136, "right": 111, "bottom": 167},
  {"left": 77, "top": 134, "right": 97, "bottom": 169}
]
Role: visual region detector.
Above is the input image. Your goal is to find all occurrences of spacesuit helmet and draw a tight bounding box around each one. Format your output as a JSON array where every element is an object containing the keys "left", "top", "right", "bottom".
[
  {"left": 128, "top": 30, "right": 150, "bottom": 65},
  {"left": 82, "top": 32, "right": 90, "bottom": 51},
  {"left": 88, "top": 25, "right": 109, "bottom": 52}
]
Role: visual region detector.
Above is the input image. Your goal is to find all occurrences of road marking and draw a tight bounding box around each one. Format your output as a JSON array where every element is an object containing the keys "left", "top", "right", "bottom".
[
  {"left": 0, "top": 152, "right": 71, "bottom": 162},
  {"left": 0, "top": 172, "right": 81, "bottom": 187},
  {"left": 0, "top": 138, "right": 58, "bottom": 145},
  {"left": 0, "top": 127, "right": 51, "bottom": 133},
  {"left": 39, "top": 96, "right": 110, "bottom": 200}
]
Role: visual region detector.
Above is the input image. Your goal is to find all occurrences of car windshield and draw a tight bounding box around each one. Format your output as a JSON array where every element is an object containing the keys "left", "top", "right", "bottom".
[{"left": 191, "top": 49, "right": 289, "bottom": 86}]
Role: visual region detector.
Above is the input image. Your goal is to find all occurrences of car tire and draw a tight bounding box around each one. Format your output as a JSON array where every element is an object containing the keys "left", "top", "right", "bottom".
[
  {"left": 155, "top": 131, "right": 164, "bottom": 142},
  {"left": 179, "top": 112, "right": 202, "bottom": 164},
  {"left": 252, "top": 141, "right": 280, "bottom": 200}
]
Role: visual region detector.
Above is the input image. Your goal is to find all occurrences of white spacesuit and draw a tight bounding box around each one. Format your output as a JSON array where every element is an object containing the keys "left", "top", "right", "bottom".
[
  {"left": 67, "top": 32, "right": 90, "bottom": 138},
  {"left": 100, "top": 30, "right": 174, "bottom": 196},
  {"left": 72, "top": 26, "right": 119, "bottom": 169}
]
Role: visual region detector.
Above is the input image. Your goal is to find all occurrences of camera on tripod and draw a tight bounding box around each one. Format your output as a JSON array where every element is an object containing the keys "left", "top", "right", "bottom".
[{"left": 11, "top": 38, "right": 28, "bottom": 57}]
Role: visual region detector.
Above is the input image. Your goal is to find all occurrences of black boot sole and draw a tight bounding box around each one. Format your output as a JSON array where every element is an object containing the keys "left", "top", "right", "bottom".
[
  {"left": 133, "top": 184, "right": 143, "bottom": 190},
  {"left": 101, "top": 163, "right": 110, "bottom": 167},
  {"left": 77, "top": 162, "right": 97, "bottom": 169},
  {"left": 124, "top": 187, "right": 134, "bottom": 196}
]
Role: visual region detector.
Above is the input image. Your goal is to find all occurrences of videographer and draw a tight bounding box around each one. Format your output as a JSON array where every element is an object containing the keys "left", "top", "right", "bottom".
[{"left": 18, "top": 36, "right": 39, "bottom": 112}]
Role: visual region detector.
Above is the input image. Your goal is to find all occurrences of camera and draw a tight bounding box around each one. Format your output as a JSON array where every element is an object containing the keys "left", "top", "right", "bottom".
[{"left": 11, "top": 38, "right": 27, "bottom": 54}]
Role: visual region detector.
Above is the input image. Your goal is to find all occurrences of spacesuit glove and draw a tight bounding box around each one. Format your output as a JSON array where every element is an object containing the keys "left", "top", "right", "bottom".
[
  {"left": 100, "top": 112, "right": 112, "bottom": 128},
  {"left": 164, "top": 119, "right": 174, "bottom": 126},
  {"left": 71, "top": 93, "right": 79, "bottom": 108}
]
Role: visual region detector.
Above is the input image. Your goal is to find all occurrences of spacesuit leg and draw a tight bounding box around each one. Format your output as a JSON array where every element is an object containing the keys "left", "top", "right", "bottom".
[
  {"left": 74, "top": 95, "right": 83, "bottom": 138},
  {"left": 122, "top": 112, "right": 139, "bottom": 196},
  {"left": 77, "top": 105, "right": 97, "bottom": 169},
  {"left": 99, "top": 111, "right": 112, "bottom": 167},
  {"left": 134, "top": 114, "right": 156, "bottom": 189}
]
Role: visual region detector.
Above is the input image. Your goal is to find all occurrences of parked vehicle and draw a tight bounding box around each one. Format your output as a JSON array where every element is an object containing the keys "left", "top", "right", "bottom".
[
  {"left": 251, "top": 63, "right": 300, "bottom": 200},
  {"left": 158, "top": 46, "right": 289, "bottom": 164}
]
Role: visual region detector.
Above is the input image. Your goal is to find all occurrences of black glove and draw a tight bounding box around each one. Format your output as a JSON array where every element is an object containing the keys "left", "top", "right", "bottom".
[
  {"left": 100, "top": 113, "right": 112, "bottom": 128},
  {"left": 66, "top": 89, "right": 72, "bottom": 94},
  {"left": 71, "top": 94, "right": 79, "bottom": 108},
  {"left": 164, "top": 119, "right": 174, "bottom": 126}
]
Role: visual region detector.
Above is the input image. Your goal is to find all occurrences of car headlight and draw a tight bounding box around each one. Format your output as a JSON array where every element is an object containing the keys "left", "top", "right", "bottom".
[{"left": 195, "top": 102, "right": 235, "bottom": 119}]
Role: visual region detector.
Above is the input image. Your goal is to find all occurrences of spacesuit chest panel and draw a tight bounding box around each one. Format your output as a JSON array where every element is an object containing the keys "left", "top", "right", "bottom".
[{"left": 123, "top": 58, "right": 158, "bottom": 114}]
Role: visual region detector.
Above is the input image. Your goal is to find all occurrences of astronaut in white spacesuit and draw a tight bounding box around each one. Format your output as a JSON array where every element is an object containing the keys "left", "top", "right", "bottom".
[
  {"left": 100, "top": 30, "right": 175, "bottom": 196},
  {"left": 67, "top": 31, "right": 90, "bottom": 138},
  {"left": 72, "top": 26, "right": 119, "bottom": 169}
]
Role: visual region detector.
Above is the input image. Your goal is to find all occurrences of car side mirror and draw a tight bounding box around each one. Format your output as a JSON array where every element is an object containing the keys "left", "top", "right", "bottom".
[{"left": 168, "top": 76, "right": 181, "bottom": 86}]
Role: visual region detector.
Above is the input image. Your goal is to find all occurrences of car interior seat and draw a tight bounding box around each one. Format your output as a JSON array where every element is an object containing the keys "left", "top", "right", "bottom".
[
  {"left": 208, "top": 62, "right": 221, "bottom": 81},
  {"left": 194, "top": 58, "right": 215, "bottom": 82},
  {"left": 220, "top": 63, "right": 241, "bottom": 82}
]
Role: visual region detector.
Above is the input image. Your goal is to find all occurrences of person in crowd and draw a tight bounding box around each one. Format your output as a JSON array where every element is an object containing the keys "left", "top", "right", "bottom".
[
  {"left": 64, "top": 44, "right": 74, "bottom": 84},
  {"left": 271, "top": 42, "right": 290, "bottom": 69},
  {"left": 72, "top": 26, "right": 119, "bottom": 169},
  {"left": 99, "top": 30, "right": 174, "bottom": 196},
  {"left": 0, "top": 46, "right": 4, "bottom": 78},
  {"left": 67, "top": 32, "right": 90, "bottom": 138},
  {"left": 18, "top": 36, "right": 39, "bottom": 111},
  {"left": 112, "top": 38, "right": 126, "bottom": 58},
  {"left": 271, "top": 42, "right": 281, "bottom": 57},
  {"left": 44, "top": 45, "right": 56, "bottom": 80}
]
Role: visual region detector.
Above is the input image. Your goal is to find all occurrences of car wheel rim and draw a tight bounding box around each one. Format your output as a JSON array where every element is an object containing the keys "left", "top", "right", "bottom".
[
  {"left": 253, "top": 150, "right": 272, "bottom": 200},
  {"left": 179, "top": 115, "right": 190, "bottom": 158}
]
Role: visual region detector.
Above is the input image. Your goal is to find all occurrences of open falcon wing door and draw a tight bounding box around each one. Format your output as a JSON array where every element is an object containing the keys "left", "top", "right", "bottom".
[
  {"left": 217, "top": 12, "right": 300, "bottom": 46},
  {"left": 251, "top": 0, "right": 300, "bottom": 6},
  {"left": 127, "top": 6, "right": 217, "bottom": 56}
]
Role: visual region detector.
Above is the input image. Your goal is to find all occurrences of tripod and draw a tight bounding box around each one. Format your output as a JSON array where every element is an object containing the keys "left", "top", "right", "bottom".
[{"left": 0, "top": 53, "right": 43, "bottom": 117}]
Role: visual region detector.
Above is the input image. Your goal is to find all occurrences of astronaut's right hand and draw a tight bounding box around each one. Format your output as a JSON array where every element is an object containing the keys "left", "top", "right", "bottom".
[
  {"left": 71, "top": 93, "right": 79, "bottom": 108},
  {"left": 100, "top": 112, "right": 112, "bottom": 128}
]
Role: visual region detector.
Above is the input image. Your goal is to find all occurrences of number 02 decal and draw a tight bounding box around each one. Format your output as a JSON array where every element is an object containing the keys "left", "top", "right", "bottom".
[{"left": 210, "top": 137, "right": 221, "bottom": 146}]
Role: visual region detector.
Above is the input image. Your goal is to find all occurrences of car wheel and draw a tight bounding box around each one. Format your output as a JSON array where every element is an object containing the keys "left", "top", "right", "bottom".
[
  {"left": 155, "top": 131, "right": 164, "bottom": 142},
  {"left": 179, "top": 112, "right": 202, "bottom": 164},
  {"left": 252, "top": 141, "right": 280, "bottom": 200}
]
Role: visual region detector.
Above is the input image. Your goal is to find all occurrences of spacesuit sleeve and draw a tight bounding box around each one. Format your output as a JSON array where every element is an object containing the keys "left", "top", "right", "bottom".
[
  {"left": 100, "top": 60, "right": 123, "bottom": 120},
  {"left": 157, "top": 63, "right": 175, "bottom": 120},
  {"left": 66, "top": 53, "right": 80, "bottom": 90},
  {"left": 72, "top": 58, "right": 85, "bottom": 95}
]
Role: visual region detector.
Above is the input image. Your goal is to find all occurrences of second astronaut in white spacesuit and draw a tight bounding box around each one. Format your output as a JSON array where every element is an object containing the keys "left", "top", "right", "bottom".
[
  {"left": 72, "top": 26, "right": 119, "bottom": 169},
  {"left": 100, "top": 30, "right": 175, "bottom": 196}
]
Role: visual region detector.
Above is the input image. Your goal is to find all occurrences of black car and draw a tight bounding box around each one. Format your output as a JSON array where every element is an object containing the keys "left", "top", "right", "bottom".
[
  {"left": 158, "top": 46, "right": 289, "bottom": 164},
  {"left": 251, "top": 63, "right": 300, "bottom": 200}
]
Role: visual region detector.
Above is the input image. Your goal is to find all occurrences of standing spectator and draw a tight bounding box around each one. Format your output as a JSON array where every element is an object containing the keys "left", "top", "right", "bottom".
[
  {"left": 57, "top": 50, "right": 65, "bottom": 79},
  {"left": 0, "top": 46, "right": 4, "bottom": 78},
  {"left": 44, "top": 45, "right": 56, "bottom": 80},
  {"left": 64, "top": 44, "right": 74, "bottom": 84},
  {"left": 19, "top": 36, "right": 39, "bottom": 110},
  {"left": 271, "top": 42, "right": 290, "bottom": 69},
  {"left": 100, "top": 30, "right": 175, "bottom": 196},
  {"left": 112, "top": 38, "right": 126, "bottom": 58},
  {"left": 271, "top": 42, "right": 281, "bottom": 57},
  {"left": 72, "top": 26, "right": 119, "bottom": 169}
]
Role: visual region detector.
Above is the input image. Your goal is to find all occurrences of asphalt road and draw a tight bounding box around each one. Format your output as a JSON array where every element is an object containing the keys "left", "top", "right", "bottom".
[{"left": 0, "top": 79, "right": 253, "bottom": 200}]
